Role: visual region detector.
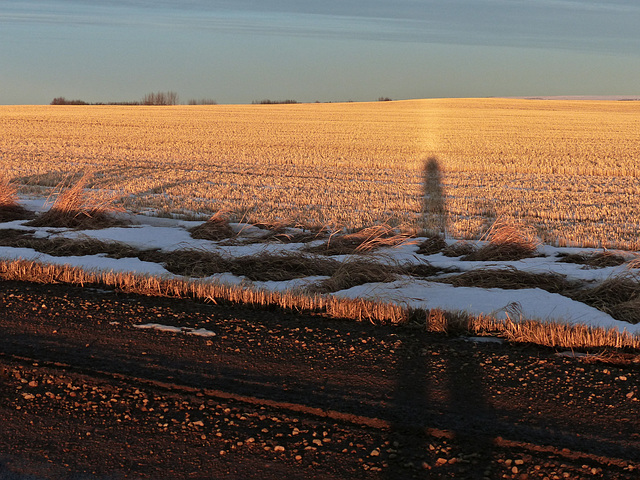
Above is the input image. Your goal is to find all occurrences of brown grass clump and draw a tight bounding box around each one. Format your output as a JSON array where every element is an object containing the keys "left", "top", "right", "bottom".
[
  {"left": 610, "top": 300, "right": 640, "bottom": 325},
  {"left": 437, "top": 267, "right": 580, "bottom": 294},
  {"left": 0, "top": 174, "right": 34, "bottom": 222},
  {"left": 403, "top": 261, "right": 455, "bottom": 278},
  {"left": 229, "top": 252, "right": 339, "bottom": 282},
  {"left": 307, "top": 225, "right": 413, "bottom": 256},
  {"left": 0, "top": 229, "right": 35, "bottom": 244},
  {"left": 462, "top": 218, "right": 540, "bottom": 261},
  {"left": 557, "top": 251, "right": 626, "bottom": 268},
  {"left": 0, "top": 232, "right": 139, "bottom": 258},
  {"left": 189, "top": 212, "right": 235, "bottom": 241},
  {"left": 416, "top": 235, "right": 447, "bottom": 255},
  {"left": 309, "top": 257, "right": 399, "bottom": 294},
  {"left": 569, "top": 273, "right": 640, "bottom": 323},
  {"left": 442, "top": 241, "right": 476, "bottom": 258},
  {"left": 141, "top": 249, "right": 231, "bottom": 278},
  {"left": 259, "top": 229, "right": 327, "bottom": 245},
  {"left": 27, "top": 173, "right": 125, "bottom": 229}
]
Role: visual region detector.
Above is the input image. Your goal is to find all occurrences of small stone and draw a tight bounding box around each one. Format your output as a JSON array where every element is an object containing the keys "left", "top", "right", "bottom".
[
  {"left": 274, "top": 446, "right": 285, "bottom": 452},
  {"left": 436, "top": 458, "right": 448, "bottom": 465},
  {"left": 370, "top": 449, "right": 380, "bottom": 457}
]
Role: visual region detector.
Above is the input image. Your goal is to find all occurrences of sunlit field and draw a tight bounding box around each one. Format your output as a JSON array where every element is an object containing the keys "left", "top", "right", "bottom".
[{"left": 2, "top": 98, "right": 640, "bottom": 248}]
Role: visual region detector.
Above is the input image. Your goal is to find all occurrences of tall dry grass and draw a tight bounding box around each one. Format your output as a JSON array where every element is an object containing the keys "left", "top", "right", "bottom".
[
  {"left": 463, "top": 217, "right": 540, "bottom": 261},
  {"left": 27, "top": 173, "right": 124, "bottom": 229},
  {"left": 0, "top": 173, "right": 33, "bottom": 222},
  {"left": 1, "top": 258, "right": 638, "bottom": 351},
  {"left": 0, "top": 173, "right": 17, "bottom": 207}
]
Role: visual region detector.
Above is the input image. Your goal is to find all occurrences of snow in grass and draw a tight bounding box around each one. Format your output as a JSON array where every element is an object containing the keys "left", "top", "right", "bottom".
[
  {"left": 3, "top": 198, "right": 640, "bottom": 336},
  {"left": 333, "top": 277, "right": 638, "bottom": 334}
]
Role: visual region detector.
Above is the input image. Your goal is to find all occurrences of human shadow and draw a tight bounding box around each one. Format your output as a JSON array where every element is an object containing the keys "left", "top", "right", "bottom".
[
  {"left": 421, "top": 157, "right": 447, "bottom": 236},
  {"left": 381, "top": 158, "right": 498, "bottom": 478}
]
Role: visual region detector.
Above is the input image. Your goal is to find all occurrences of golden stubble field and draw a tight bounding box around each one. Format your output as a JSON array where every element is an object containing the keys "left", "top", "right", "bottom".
[{"left": 2, "top": 98, "right": 640, "bottom": 248}]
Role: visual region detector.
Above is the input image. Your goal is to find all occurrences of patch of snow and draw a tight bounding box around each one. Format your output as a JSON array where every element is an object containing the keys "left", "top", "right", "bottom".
[
  {"left": 463, "top": 336, "right": 505, "bottom": 344},
  {"left": 134, "top": 323, "right": 216, "bottom": 337},
  {"left": 3, "top": 194, "right": 640, "bottom": 338},
  {"left": 331, "top": 277, "right": 640, "bottom": 334}
]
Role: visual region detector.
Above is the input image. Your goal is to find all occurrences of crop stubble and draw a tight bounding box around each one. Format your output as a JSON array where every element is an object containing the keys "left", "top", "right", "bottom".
[{"left": 2, "top": 99, "right": 640, "bottom": 248}]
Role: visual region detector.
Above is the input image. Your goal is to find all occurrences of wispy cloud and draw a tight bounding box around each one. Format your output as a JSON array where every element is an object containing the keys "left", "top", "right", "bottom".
[{"left": 2, "top": 0, "right": 639, "bottom": 54}]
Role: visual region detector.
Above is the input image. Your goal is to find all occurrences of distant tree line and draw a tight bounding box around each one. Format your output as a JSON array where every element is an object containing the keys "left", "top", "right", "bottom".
[
  {"left": 187, "top": 98, "right": 218, "bottom": 105},
  {"left": 251, "top": 99, "right": 298, "bottom": 105},
  {"left": 50, "top": 97, "right": 89, "bottom": 105},
  {"left": 51, "top": 93, "right": 393, "bottom": 106},
  {"left": 51, "top": 91, "right": 185, "bottom": 106}
]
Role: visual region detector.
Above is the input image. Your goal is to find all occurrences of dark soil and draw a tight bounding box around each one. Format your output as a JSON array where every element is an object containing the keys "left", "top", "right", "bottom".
[{"left": 1, "top": 280, "right": 639, "bottom": 479}]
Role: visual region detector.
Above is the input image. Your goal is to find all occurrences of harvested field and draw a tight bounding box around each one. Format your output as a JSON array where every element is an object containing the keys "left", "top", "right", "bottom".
[{"left": 2, "top": 99, "right": 640, "bottom": 248}]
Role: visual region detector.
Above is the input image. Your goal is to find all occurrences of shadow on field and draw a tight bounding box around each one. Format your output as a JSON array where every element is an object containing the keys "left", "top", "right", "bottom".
[
  {"left": 421, "top": 157, "right": 447, "bottom": 236},
  {"left": 382, "top": 158, "right": 498, "bottom": 478},
  {"left": 383, "top": 333, "right": 500, "bottom": 479}
]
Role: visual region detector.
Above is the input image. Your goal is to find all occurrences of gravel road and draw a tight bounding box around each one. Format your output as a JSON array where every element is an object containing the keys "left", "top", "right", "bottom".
[{"left": 1, "top": 279, "right": 639, "bottom": 479}]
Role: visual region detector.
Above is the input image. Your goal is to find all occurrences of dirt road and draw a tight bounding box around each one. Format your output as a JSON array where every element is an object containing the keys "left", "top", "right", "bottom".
[{"left": 1, "top": 279, "right": 639, "bottom": 479}]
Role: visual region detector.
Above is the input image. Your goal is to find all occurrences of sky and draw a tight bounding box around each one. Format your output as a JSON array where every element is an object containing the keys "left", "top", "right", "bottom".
[{"left": 1, "top": 0, "right": 640, "bottom": 104}]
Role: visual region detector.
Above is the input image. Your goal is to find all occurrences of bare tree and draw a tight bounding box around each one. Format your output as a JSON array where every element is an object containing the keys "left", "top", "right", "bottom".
[{"left": 142, "top": 91, "right": 179, "bottom": 105}]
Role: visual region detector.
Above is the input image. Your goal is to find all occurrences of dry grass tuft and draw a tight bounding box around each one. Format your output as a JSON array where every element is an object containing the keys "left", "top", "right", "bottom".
[
  {"left": 569, "top": 273, "right": 640, "bottom": 323},
  {"left": 27, "top": 173, "right": 125, "bottom": 229},
  {"left": 403, "top": 261, "right": 454, "bottom": 278},
  {"left": 309, "top": 257, "right": 398, "bottom": 294},
  {"left": 416, "top": 235, "right": 447, "bottom": 255},
  {"left": 609, "top": 300, "right": 640, "bottom": 325},
  {"left": 0, "top": 232, "right": 139, "bottom": 258},
  {"left": 229, "top": 252, "right": 339, "bottom": 282},
  {"left": 437, "top": 266, "right": 580, "bottom": 294},
  {"left": 141, "top": 249, "right": 231, "bottom": 278},
  {"left": 0, "top": 174, "right": 34, "bottom": 222},
  {"left": 1, "top": 257, "right": 638, "bottom": 349},
  {"left": 557, "top": 251, "right": 626, "bottom": 268},
  {"left": 259, "top": 229, "right": 327, "bottom": 245},
  {"left": 0, "top": 173, "right": 18, "bottom": 207},
  {"left": 307, "top": 224, "right": 412, "bottom": 256},
  {"left": 442, "top": 241, "right": 476, "bottom": 258},
  {"left": 189, "top": 212, "right": 235, "bottom": 241},
  {"left": 0, "top": 229, "right": 35, "bottom": 243},
  {"left": 462, "top": 218, "right": 540, "bottom": 261}
]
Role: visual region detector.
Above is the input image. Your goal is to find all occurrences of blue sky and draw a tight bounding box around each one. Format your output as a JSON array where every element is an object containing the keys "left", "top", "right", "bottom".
[{"left": 1, "top": 0, "right": 639, "bottom": 104}]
